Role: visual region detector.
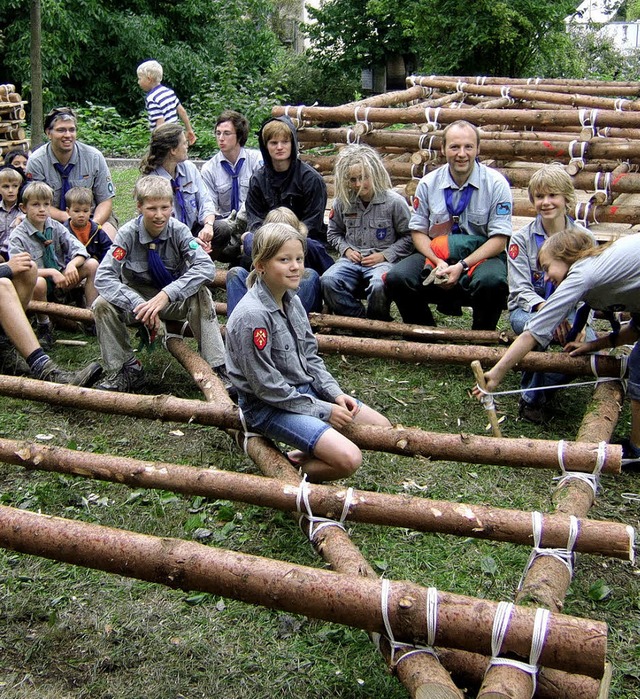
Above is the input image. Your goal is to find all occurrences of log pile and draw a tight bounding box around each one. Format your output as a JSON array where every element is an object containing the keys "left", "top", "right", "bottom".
[
  {"left": 0, "top": 84, "right": 29, "bottom": 162},
  {"left": 273, "top": 75, "right": 640, "bottom": 240}
]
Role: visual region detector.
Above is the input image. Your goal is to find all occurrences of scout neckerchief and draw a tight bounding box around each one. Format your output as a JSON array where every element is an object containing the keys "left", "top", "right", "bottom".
[
  {"left": 220, "top": 157, "right": 245, "bottom": 213},
  {"left": 444, "top": 185, "right": 474, "bottom": 234},
  {"left": 53, "top": 162, "right": 75, "bottom": 209},
  {"left": 34, "top": 225, "right": 61, "bottom": 295},
  {"left": 170, "top": 174, "right": 188, "bottom": 224},
  {"left": 140, "top": 216, "right": 175, "bottom": 289}
]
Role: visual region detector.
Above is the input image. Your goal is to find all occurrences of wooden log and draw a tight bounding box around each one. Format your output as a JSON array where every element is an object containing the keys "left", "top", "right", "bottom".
[
  {"left": 3, "top": 438, "right": 632, "bottom": 559},
  {"left": 409, "top": 76, "right": 640, "bottom": 111},
  {"left": 272, "top": 105, "right": 640, "bottom": 129},
  {"left": 414, "top": 75, "right": 640, "bottom": 94},
  {"left": 0, "top": 505, "right": 609, "bottom": 678},
  {"left": 0, "top": 375, "right": 622, "bottom": 473},
  {"left": 513, "top": 199, "right": 640, "bottom": 224},
  {"left": 308, "top": 313, "right": 514, "bottom": 344}
]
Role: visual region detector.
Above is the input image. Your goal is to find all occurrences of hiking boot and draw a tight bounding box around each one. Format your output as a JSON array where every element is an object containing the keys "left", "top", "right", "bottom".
[
  {"left": 36, "top": 359, "right": 103, "bottom": 387},
  {"left": 0, "top": 337, "right": 31, "bottom": 376},
  {"left": 36, "top": 322, "right": 54, "bottom": 350},
  {"left": 95, "top": 361, "right": 146, "bottom": 393},
  {"left": 617, "top": 438, "right": 640, "bottom": 473},
  {"left": 518, "top": 397, "right": 551, "bottom": 425}
]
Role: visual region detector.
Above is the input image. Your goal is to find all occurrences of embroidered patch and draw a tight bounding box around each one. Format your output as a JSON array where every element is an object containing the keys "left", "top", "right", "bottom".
[
  {"left": 376, "top": 227, "right": 388, "bottom": 240},
  {"left": 496, "top": 202, "right": 511, "bottom": 216},
  {"left": 508, "top": 243, "right": 519, "bottom": 259},
  {"left": 112, "top": 246, "right": 127, "bottom": 260},
  {"left": 413, "top": 196, "right": 420, "bottom": 210},
  {"left": 189, "top": 240, "right": 199, "bottom": 249},
  {"left": 253, "top": 328, "right": 268, "bottom": 350},
  {"left": 329, "top": 208, "right": 335, "bottom": 220}
]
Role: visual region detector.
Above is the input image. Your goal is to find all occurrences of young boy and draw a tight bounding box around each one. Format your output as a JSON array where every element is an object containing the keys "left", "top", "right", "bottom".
[
  {"left": 507, "top": 164, "right": 594, "bottom": 423},
  {"left": 64, "top": 187, "right": 112, "bottom": 263},
  {"left": 0, "top": 252, "right": 102, "bottom": 386},
  {"left": 137, "top": 60, "right": 196, "bottom": 145},
  {"left": 93, "top": 175, "right": 227, "bottom": 393},
  {"left": 9, "top": 182, "right": 99, "bottom": 348},
  {"left": 0, "top": 167, "right": 23, "bottom": 261}
]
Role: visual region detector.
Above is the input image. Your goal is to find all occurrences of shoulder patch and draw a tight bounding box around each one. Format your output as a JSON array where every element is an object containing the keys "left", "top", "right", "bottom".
[
  {"left": 253, "top": 328, "right": 268, "bottom": 351},
  {"left": 112, "top": 246, "right": 126, "bottom": 260},
  {"left": 496, "top": 202, "right": 511, "bottom": 216},
  {"left": 413, "top": 196, "right": 420, "bottom": 211},
  {"left": 329, "top": 208, "right": 334, "bottom": 220},
  {"left": 508, "top": 243, "right": 519, "bottom": 260},
  {"left": 189, "top": 240, "right": 199, "bottom": 249}
]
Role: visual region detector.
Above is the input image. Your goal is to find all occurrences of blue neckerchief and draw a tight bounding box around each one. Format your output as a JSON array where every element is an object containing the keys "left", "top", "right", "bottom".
[
  {"left": 220, "top": 157, "right": 245, "bottom": 213},
  {"left": 533, "top": 233, "right": 555, "bottom": 299},
  {"left": 139, "top": 215, "right": 175, "bottom": 289},
  {"left": 444, "top": 185, "right": 473, "bottom": 234},
  {"left": 170, "top": 175, "right": 188, "bottom": 224},
  {"left": 53, "top": 162, "right": 75, "bottom": 209}
]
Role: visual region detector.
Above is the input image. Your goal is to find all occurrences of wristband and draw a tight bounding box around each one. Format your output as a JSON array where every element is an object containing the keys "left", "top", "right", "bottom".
[{"left": 459, "top": 259, "right": 470, "bottom": 274}]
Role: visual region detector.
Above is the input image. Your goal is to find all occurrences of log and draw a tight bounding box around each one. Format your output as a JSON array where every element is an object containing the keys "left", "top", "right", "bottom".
[
  {"left": 513, "top": 199, "right": 640, "bottom": 225},
  {"left": 272, "top": 104, "right": 640, "bottom": 129},
  {"left": 416, "top": 75, "right": 640, "bottom": 94},
  {"left": 2, "top": 438, "right": 632, "bottom": 559},
  {"left": 0, "top": 375, "right": 622, "bottom": 473},
  {"left": 0, "top": 505, "right": 609, "bottom": 678},
  {"left": 308, "top": 313, "right": 514, "bottom": 344}
]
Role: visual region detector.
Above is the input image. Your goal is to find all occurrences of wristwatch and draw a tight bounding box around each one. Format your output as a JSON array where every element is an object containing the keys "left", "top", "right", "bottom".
[{"left": 459, "top": 259, "right": 470, "bottom": 273}]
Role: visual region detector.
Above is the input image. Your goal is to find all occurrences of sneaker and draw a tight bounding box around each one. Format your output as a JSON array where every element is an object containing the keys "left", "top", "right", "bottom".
[
  {"left": 518, "top": 397, "right": 551, "bottom": 425},
  {"left": 95, "top": 361, "right": 146, "bottom": 393},
  {"left": 36, "top": 322, "right": 54, "bottom": 350},
  {"left": 0, "top": 337, "right": 31, "bottom": 376},
  {"left": 36, "top": 359, "right": 103, "bottom": 387},
  {"left": 618, "top": 438, "right": 640, "bottom": 472}
]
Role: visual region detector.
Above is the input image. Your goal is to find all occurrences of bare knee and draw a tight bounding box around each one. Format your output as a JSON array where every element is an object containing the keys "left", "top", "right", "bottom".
[{"left": 330, "top": 441, "right": 362, "bottom": 477}]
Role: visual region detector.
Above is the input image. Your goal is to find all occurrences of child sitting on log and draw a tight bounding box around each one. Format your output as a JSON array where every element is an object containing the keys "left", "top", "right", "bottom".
[
  {"left": 9, "top": 182, "right": 99, "bottom": 349},
  {"left": 507, "top": 164, "right": 595, "bottom": 423},
  {"left": 225, "top": 221, "right": 391, "bottom": 482},
  {"left": 320, "top": 144, "right": 412, "bottom": 321},
  {"left": 474, "top": 228, "right": 640, "bottom": 471},
  {"left": 92, "top": 175, "right": 227, "bottom": 393}
]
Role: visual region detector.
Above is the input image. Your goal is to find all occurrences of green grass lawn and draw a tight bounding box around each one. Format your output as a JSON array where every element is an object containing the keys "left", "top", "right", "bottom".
[{"left": 0, "top": 169, "right": 638, "bottom": 698}]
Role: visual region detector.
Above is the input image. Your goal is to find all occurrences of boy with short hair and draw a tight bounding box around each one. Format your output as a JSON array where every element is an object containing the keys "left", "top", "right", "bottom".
[
  {"left": 93, "top": 175, "right": 227, "bottom": 393},
  {"left": 0, "top": 252, "right": 102, "bottom": 385},
  {"left": 0, "top": 167, "right": 23, "bottom": 261},
  {"left": 64, "top": 186, "right": 111, "bottom": 262},
  {"left": 137, "top": 60, "right": 196, "bottom": 145},
  {"left": 9, "top": 182, "right": 99, "bottom": 348}
]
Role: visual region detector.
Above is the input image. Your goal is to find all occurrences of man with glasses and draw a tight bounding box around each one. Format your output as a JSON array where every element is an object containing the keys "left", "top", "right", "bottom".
[{"left": 26, "top": 107, "right": 118, "bottom": 240}]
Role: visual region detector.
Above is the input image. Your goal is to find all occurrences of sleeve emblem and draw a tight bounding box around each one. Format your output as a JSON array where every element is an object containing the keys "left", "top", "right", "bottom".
[
  {"left": 112, "top": 246, "right": 127, "bottom": 260},
  {"left": 253, "top": 328, "right": 268, "bottom": 350},
  {"left": 496, "top": 202, "right": 511, "bottom": 215},
  {"left": 413, "top": 197, "right": 420, "bottom": 210},
  {"left": 508, "top": 243, "right": 519, "bottom": 259}
]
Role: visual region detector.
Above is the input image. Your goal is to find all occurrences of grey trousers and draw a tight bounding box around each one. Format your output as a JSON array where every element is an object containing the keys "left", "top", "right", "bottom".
[{"left": 93, "top": 284, "right": 225, "bottom": 371}]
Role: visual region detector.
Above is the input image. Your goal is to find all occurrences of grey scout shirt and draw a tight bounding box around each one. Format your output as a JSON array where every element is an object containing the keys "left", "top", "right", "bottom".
[
  {"left": 327, "top": 189, "right": 413, "bottom": 262},
  {"left": 95, "top": 215, "right": 215, "bottom": 314},
  {"left": 10, "top": 216, "right": 89, "bottom": 268},
  {"left": 409, "top": 162, "right": 512, "bottom": 240},
  {"left": 507, "top": 216, "right": 592, "bottom": 313},
  {"left": 201, "top": 148, "right": 263, "bottom": 218},
  {"left": 26, "top": 142, "right": 115, "bottom": 209},
  {"left": 225, "top": 279, "right": 342, "bottom": 420},
  {"left": 526, "top": 235, "right": 640, "bottom": 348}
]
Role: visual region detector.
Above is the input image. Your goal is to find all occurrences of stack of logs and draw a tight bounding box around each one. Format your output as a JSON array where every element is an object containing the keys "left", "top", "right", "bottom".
[
  {"left": 274, "top": 75, "right": 640, "bottom": 238},
  {"left": 0, "top": 83, "right": 29, "bottom": 162}
]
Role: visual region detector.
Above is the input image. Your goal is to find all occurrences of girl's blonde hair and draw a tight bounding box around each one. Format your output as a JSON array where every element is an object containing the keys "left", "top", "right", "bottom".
[
  {"left": 537, "top": 226, "right": 610, "bottom": 267},
  {"left": 263, "top": 206, "right": 308, "bottom": 237},
  {"left": 334, "top": 144, "right": 391, "bottom": 206},
  {"left": 247, "top": 222, "right": 307, "bottom": 288},
  {"left": 528, "top": 164, "right": 577, "bottom": 211}
]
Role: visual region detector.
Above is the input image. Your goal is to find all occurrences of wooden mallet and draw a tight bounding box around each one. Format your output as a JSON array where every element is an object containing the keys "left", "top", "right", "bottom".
[{"left": 471, "top": 360, "right": 503, "bottom": 438}]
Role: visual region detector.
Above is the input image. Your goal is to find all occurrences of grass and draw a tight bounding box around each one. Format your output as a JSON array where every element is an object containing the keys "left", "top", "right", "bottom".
[{"left": 0, "top": 168, "right": 638, "bottom": 698}]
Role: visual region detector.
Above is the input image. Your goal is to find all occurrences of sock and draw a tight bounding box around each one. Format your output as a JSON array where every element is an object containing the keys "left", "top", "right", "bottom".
[{"left": 26, "top": 348, "right": 50, "bottom": 375}]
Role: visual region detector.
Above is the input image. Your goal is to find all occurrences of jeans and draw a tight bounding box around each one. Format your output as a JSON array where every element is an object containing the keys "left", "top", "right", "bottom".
[
  {"left": 320, "top": 258, "right": 392, "bottom": 321},
  {"left": 226, "top": 267, "right": 322, "bottom": 317}
]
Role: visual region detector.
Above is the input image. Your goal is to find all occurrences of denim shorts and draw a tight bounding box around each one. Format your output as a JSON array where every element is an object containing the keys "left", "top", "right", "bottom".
[{"left": 241, "top": 384, "right": 333, "bottom": 454}]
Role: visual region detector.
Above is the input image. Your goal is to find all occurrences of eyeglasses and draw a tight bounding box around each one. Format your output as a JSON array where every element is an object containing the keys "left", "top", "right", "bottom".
[{"left": 215, "top": 131, "right": 235, "bottom": 138}]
